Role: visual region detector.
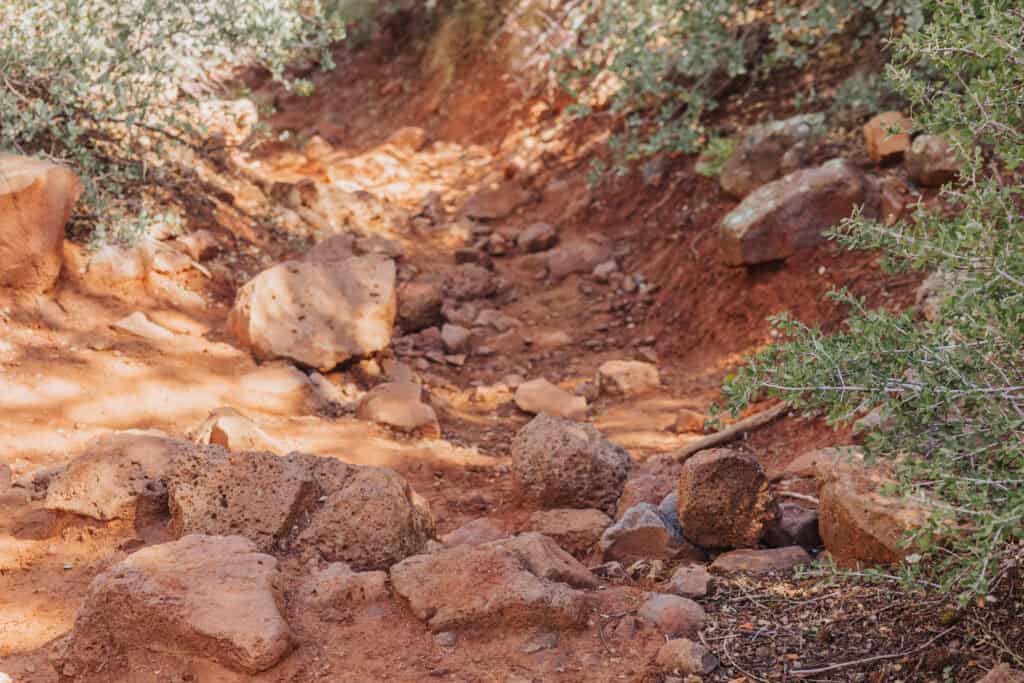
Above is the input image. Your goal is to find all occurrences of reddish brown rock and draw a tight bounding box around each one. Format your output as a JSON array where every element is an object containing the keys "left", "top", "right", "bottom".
[
  {"left": 656, "top": 638, "right": 719, "bottom": 676},
  {"left": 864, "top": 111, "right": 913, "bottom": 163},
  {"left": 512, "top": 414, "right": 631, "bottom": 515},
  {"left": 666, "top": 565, "right": 711, "bottom": 599},
  {"left": 676, "top": 449, "right": 774, "bottom": 549},
  {"left": 718, "top": 159, "right": 877, "bottom": 266},
  {"left": 390, "top": 534, "right": 593, "bottom": 631},
  {"left": 637, "top": 593, "right": 706, "bottom": 637},
  {"left": 977, "top": 665, "right": 1024, "bottom": 683},
  {"left": 441, "top": 518, "right": 510, "bottom": 548},
  {"left": 547, "top": 240, "right": 613, "bottom": 280},
  {"left": 524, "top": 508, "right": 612, "bottom": 555},
  {"left": 0, "top": 154, "right": 83, "bottom": 292},
  {"left": 463, "top": 181, "right": 533, "bottom": 221},
  {"left": 817, "top": 460, "right": 930, "bottom": 567},
  {"left": 298, "top": 562, "right": 389, "bottom": 607},
  {"left": 517, "top": 222, "right": 559, "bottom": 253},
  {"left": 710, "top": 546, "right": 811, "bottom": 574},
  {"left": 54, "top": 535, "right": 291, "bottom": 675},
  {"left": 906, "top": 134, "right": 961, "bottom": 187},
  {"left": 397, "top": 279, "right": 444, "bottom": 333}
]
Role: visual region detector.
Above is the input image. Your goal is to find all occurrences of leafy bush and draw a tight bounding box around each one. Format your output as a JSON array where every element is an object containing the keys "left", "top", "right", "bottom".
[
  {"left": 557, "top": 0, "right": 925, "bottom": 167},
  {"left": 0, "top": 0, "right": 345, "bottom": 244},
  {"left": 725, "top": 1, "right": 1024, "bottom": 600}
]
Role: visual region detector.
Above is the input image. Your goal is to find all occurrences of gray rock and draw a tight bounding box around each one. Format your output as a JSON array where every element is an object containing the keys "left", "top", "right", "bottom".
[
  {"left": 666, "top": 565, "right": 711, "bottom": 599},
  {"left": 906, "top": 135, "right": 960, "bottom": 187},
  {"left": 719, "top": 114, "right": 825, "bottom": 198},
  {"left": 762, "top": 503, "right": 821, "bottom": 550},
  {"left": 600, "top": 503, "right": 703, "bottom": 563}
]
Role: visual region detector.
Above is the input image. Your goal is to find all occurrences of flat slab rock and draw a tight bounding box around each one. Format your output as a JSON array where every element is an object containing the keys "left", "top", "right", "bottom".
[
  {"left": 356, "top": 381, "right": 440, "bottom": 438},
  {"left": 514, "top": 378, "right": 588, "bottom": 421},
  {"left": 390, "top": 533, "right": 595, "bottom": 631},
  {"left": 54, "top": 535, "right": 291, "bottom": 676},
  {"left": 44, "top": 431, "right": 188, "bottom": 523},
  {"left": 710, "top": 546, "right": 811, "bottom": 574}
]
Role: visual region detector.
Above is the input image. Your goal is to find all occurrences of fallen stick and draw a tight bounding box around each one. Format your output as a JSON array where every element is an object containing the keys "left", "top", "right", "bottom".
[
  {"left": 672, "top": 402, "right": 790, "bottom": 463},
  {"left": 778, "top": 491, "right": 820, "bottom": 505}
]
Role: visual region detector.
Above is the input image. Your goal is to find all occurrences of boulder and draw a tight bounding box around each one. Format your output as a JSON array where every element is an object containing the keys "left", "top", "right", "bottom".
[
  {"left": 229, "top": 255, "right": 396, "bottom": 371},
  {"left": 54, "top": 535, "right": 291, "bottom": 675},
  {"left": 599, "top": 503, "right": 704, "bottom": 564},
  {"left": 192, "top": 407, "right": 282, "bottom": 453},
  {"left": 397, "top": 279, "right": 444, "bottom": 333},
  {"left": 390, "top": 534, "right": 593, "bottom": 631},
  {"left": 524, "top": 508, "right": 612, "bottom": 555},
  {"left": 656, "top": 638, "right": 719, "bottom": 676},
  {"left": 463, "top": 181, "right": 533, "bottom": 221},
  {"left": 296, "top": 464, "right": 435, "bottom": 570},
  {"left": 676, "top": 449, "right": 774, "bottom": 549},
  {"left": 637, "top": 593, "right": 705, "bottom": 637},
  {"left": 167, "top": 448, "right": 435, "bottom": 569},
  {"left": 762, "top": 503, "right": 821, "bottom": 550},
  {"left": 597, "top": 360, "right": 660, "bottom": 397},
  {"left": 356, "top": 381, "right": 440, "bottom": 438},
  {"left": 168, "top": 447, "right": 317, "bottom": 553},
  {"left": 817, "top": 459, "right": 930, "bottom": 567},
  {"left": 719, "top": 114, "right": 824, "bottom": 198},
  {"left": 906, "top": 134, "right": 960, "bottom": 187},
  {"left": 0, "top": 154, "right": 83, "bottom": 292},
  {"left": 718, "top": 159, "right": 877, "bottom": 266},
  {"left": 514, "top": 378, "right": 588, "bottom": 420},
  {"left": 547, "top": 241, "right": 613, "bottom": 280},
  {"left": 512, "top": 414, "right": 631, "bottom": 514},
  {"left": 666, "top": 565, "right": 711, "bottom": 599},
  {"left": 710, "top": 546, "right": 811, "bottom": 574},
  {"left": 44, "top": 432, "right": 185, "bottom": 524},
  {"left": 441, "top": 518, "right": 510, "bottom": 548},
  {"left": 517, "top": 222, "right": 559, "bottom": 253},
  {"left": 864, "top": 111, "right": 913, "bottom": 163},
  {"left": 298, "top": 562, "right": 389, "bottom": 607}
]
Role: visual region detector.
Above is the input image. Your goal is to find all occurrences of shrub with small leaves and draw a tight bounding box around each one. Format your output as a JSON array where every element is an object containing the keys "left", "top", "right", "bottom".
[
  {"left": 0, "top": 0, "right": 346, "bottom": 244},
  {"left": 725, "top": 1, "right": 1024, "bottom": 601}
]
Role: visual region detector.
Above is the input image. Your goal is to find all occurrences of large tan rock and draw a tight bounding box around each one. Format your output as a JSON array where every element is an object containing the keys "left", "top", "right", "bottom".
[
  {"left": 44, "top": 432, "right": 185, "bottom": 523},
  {"left": 817, "top": 459, "right": 930, "bottom": 567},
  {"left": 676, "top": 449, "right": 774, "bottom": 549},
  {"left": 719, "top": 114, "right": 824, "bottom": 198},
  {"left": 54, "top": 535, "right": 291, "bottom": 676},
  {"left": 0, "top": 154, "right": 83, "bottom": 292},
  {"left": 356, "top": 381, "right": 440, "bottom": 438},
  {"left": 390, "top": 533, "right": 593, "bottom": 631},
  {"left": 514, "top": 378, "right": 588, "bottom": 420},
  {"left": 597, "top": 360, "right": 660, "bottom": 397},
  {"left": 718, "top": 159, "right": 876, "bottom": 266},
  {"left": 864, "top": 111, "right": 912, "bottom": 163},
  {"left": 512, "top": 414, "right": 631, "bottom": 515},
  {"left": 229, "top": 255, "right": 396, "bottom": 370}
]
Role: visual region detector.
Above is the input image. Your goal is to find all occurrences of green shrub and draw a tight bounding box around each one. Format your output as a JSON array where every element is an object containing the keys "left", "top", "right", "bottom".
[
  {"left": 724, "top": 0, "right": 1024, "bottom": 600},
  {"left": 0, "top": 0, "right": 345, "bottom": 244},
  {"left": 557, "top": 1, "right": 926, "bottom": 170}
]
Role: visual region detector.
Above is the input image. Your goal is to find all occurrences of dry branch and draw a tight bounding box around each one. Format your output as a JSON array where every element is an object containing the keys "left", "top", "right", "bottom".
[{"left": 672, "top": 402, "right": 790, "bottom": 463}]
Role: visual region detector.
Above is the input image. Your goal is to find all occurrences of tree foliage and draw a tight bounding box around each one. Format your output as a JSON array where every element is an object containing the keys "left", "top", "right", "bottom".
[
  {"left": 724, "top": 1, "right": 1024, "bottom": 599},
  {"left": 0, "top": 0, "right": 346, "bottom": 243}
]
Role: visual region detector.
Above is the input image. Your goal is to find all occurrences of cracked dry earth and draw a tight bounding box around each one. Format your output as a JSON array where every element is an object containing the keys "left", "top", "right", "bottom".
[{"left": 1, "top": 44, "right": 1014, "bottom": 683}]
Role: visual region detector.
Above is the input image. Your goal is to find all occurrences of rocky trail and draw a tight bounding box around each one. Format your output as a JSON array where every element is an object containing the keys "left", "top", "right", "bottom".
[{"left": 0, "top": 35, "right": 1019, "bottom": 683}]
